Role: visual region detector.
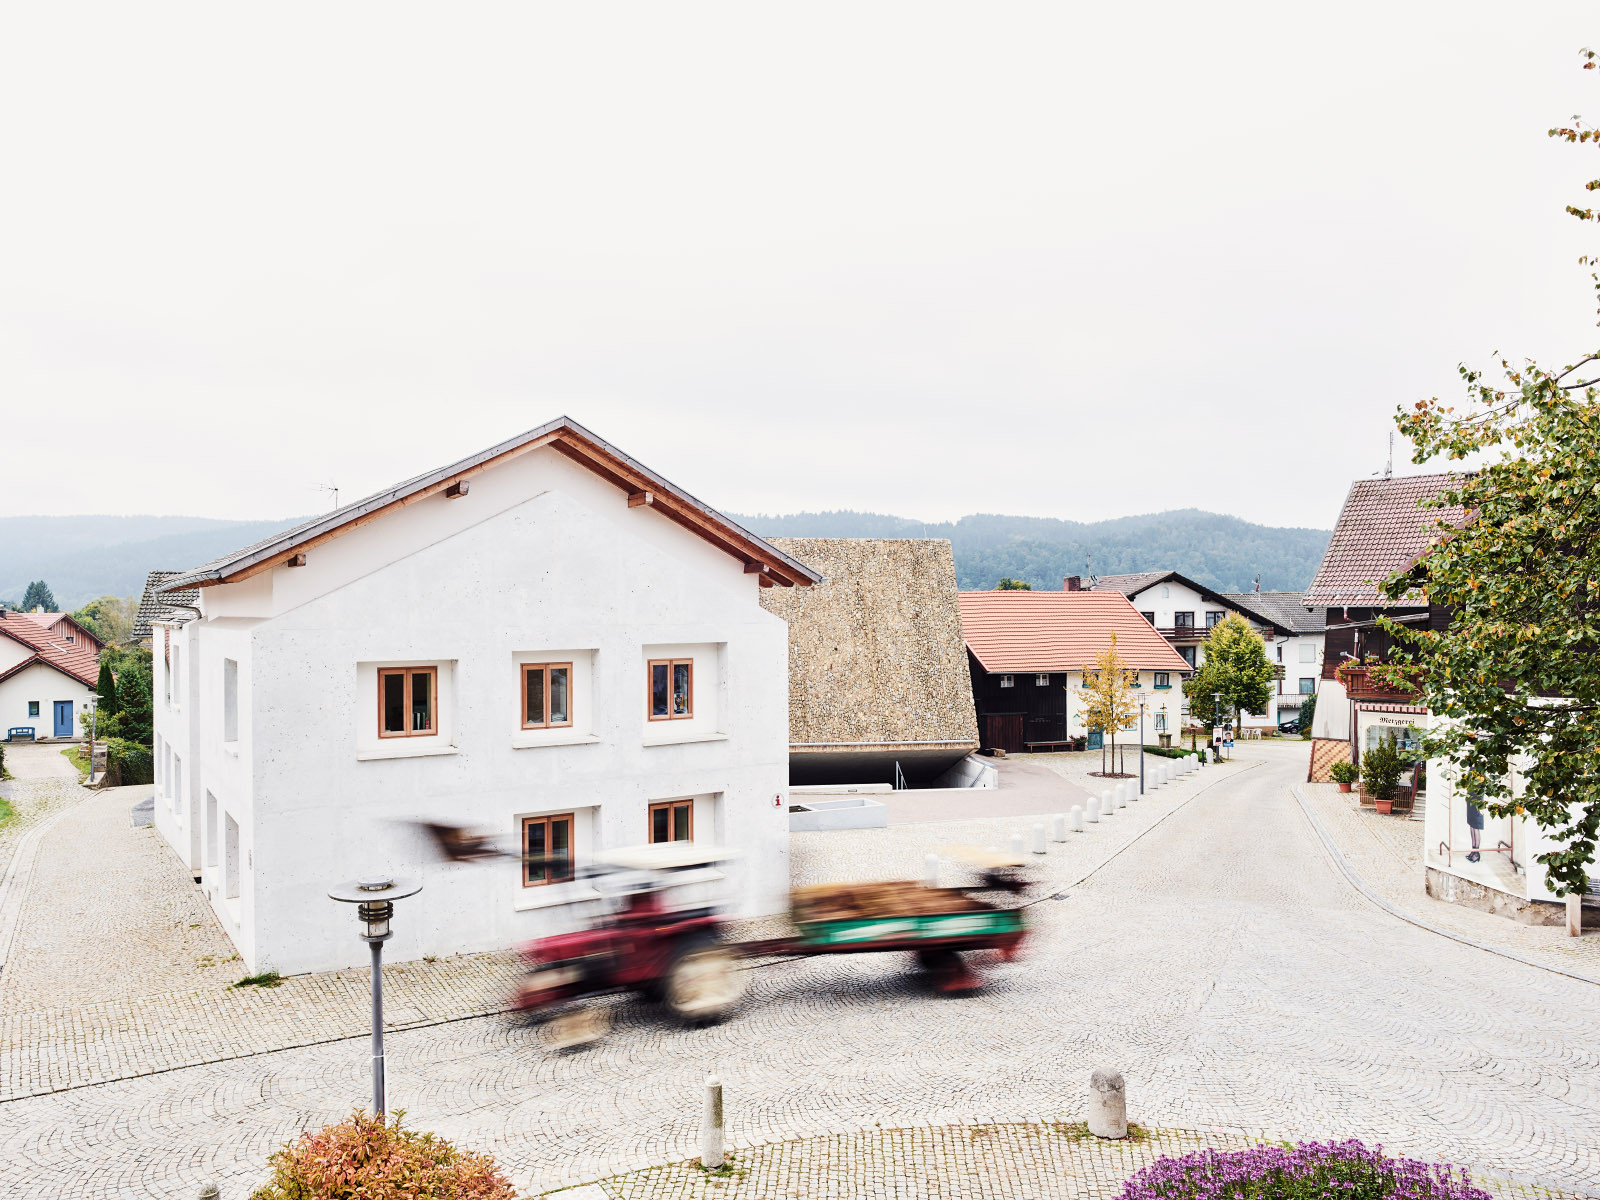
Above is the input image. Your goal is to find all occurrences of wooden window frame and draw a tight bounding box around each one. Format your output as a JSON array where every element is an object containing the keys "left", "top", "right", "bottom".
[
  {"left": 378, "top": 666, "right": 438, "bottom": 739},
  {"left": 520, "top": 662, "right": 574, "bottom": 730},
  {"left": 1173, "top": 611, "right": 1194, "bottom": 629},
  {"left": 647, "top": 658, "right": 695, "bottom": 721},
  {"left": 521, "top": 812, "right": 576, "bottom": 887},
  {"left": 648, "top": 799, "right": 694, "bottom": 843}
]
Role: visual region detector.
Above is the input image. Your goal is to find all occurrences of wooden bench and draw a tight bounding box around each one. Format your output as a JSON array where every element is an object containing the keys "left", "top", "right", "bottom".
[
  {"left": 6, "top": 727, "right": 36, "bottom": 742},
  {"left": 1025, "top": 740, "right": 1081, "bottom": 753}
]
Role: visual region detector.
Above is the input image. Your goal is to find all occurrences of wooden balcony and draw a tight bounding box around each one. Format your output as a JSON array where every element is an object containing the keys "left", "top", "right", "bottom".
[
  {"left": 1153, "top": 623, "right": 1274, "bottom": 644},
  {"left": 1334, "top": 664, "right": 1417, "bottom": 701}
]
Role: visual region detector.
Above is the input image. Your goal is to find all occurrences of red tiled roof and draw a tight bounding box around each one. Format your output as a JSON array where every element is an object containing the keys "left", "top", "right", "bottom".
[
  {"left": 957, "top": 590, "right": 1193, "bottom": 674},
  {"left": 1303, "top": 473, "right": 1467, "bottom": 608},
  {"left": 0, "top": 612, "right": 100, "bottom": 687}
]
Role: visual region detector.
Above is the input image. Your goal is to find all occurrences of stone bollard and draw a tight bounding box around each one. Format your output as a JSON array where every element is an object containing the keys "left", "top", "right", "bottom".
[
  {"left": 1051, "top": 813, "right": 1068, "bottom": 842},
  {"left": 1009, "top": 833, "right": 1026, "bottom": 858},
  {"left": 1112, "top": 784, "right": 1126, "bottom": 809},
  {"left": 1032, "top": 823, "right": 1047, "bottom": 855},
  {"left": 924, "top": 853, "right": 940, "bottom": 888},
  {"left": 702, "top": 1074, "right": 725, "bottom": 1169},
  {"left": 1568, "top": 893, "right": 1583, "bottom": 938},
  {"left": 197, "top": 1188, "right": 220, "bottom": 1200},
  {"left": 1086, "top": 798, "right": 1100, "bottom": 824},
  {"left": 1087, "top": 1067, "right": 1128, "bottom": 1139},
  {"left": 1070, "top": 806, "right": 1085, "bottom": 832}
]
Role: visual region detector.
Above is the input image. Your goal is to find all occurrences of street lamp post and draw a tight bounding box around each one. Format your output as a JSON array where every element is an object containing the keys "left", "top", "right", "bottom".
[
  {"left": 328, "top": 876, "right": 421, "bottom": 1115},
  {"left": 1213, "top": 691, "right": 1226, "bottom": 761},
  {"left": 1138, "top": 693, "right": 1147, "bottom": 795}
]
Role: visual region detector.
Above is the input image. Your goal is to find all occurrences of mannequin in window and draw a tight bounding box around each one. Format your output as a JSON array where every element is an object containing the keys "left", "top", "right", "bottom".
[{"left": 1465, "top": 791, "right": 1484, "bottom": 863}]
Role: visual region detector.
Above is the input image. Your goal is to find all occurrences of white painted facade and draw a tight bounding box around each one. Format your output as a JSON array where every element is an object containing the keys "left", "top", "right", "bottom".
[
  {"left": 0, "top": 659, "right": 96, "bottom": 740},
  {"left": 1058, "top": 668, "right": 1183, "bottom": 743},
  {"left": 150, "top": 443, "right": 794, "bottom": 976},
  {"left": 1266, "top": 629, "right": 1326, "bottom": 729}
]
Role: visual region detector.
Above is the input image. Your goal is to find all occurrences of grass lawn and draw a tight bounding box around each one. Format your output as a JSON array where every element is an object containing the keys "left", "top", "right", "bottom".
[
  {"left": 0, "top": 796, "right": 13, "bottom": 831},
  {"left": 60, "top": 745, "right": 89, "bottom": 782}
]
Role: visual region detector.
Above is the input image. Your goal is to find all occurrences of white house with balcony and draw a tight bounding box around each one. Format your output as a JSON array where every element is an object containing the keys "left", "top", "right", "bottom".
[
  {"left": 1083, "top": 572, "right": 1306, "bottom": 730},
  {"left": 149, "top": 418, "right": 819, "bottom": 976}
]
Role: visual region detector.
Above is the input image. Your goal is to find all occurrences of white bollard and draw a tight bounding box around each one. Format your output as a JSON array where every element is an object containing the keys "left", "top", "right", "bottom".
[
  {"left": 1087, "top": 1068, "right": 1128, "bottom": 1139},
  {"left": 1070, "top": 806, "right": 1085, "bottom": 832},
  {"left": 1032, "top": 823, "right": 1047, "bottom": 855},
  {"left": 924, "top": 853, "right": 940, "bottom": 888},
  {"left": 1086, "top": 798, "right": 1100, "bottom": 823},
  {"left": 1569, "top": 893, "right": 1584, "bottom": 938},
  {"left": 1051, "top": 813, "right": 1068, "bottom": 842},
  {"left": 702, "top": 1074, "right": 725, "bottom": 1168},
  {"left": 1009, "top": 833, "right": 1026, "bottom": 858},
  {"left": 1112, "top": 784, "right": 1126, "bottom": 808}
]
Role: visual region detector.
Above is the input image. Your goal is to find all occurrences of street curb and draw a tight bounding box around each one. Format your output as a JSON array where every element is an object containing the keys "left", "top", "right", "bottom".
[{"left": 1290, "top": 784, "right": 1600, "bottom": 988}]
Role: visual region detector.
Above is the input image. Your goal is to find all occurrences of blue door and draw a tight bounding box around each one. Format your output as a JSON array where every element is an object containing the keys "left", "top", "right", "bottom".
[{"left": 53, "top": 701, "right": 72, "bottom": 738}]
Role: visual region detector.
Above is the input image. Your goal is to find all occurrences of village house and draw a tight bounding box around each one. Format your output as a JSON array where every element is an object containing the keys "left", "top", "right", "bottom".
[
  {"left": 958, "top": 589, "right": 1193, "bottom": 755},
  {"left": 1300, "top": 473, "right": 1464, "bottom": 781},
  {"left": 1084, "top": 571, "right": 1299, "bottom": 731},
  {"left": 149, "top": 417, "right": 818, "bottom": 976},
  {"left": 133, "top": 570, "right": 200, "bottom": 648},
  {"left": 756, "top": 537, "right": 979, "bottom": 787},
  {"left": 0, "top": 610, "right": 102, "bottom": 740},
  {"left": 1222, "top": 591, "right": 1327, "bottom": 731}
]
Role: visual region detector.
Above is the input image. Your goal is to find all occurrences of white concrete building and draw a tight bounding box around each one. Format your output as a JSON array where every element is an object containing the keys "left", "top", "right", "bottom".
[
  {"left": 150, "top": 418, "right": 819, "bottom": 976},
  {"left": 1084, "top": 573, "right": 1306, "bottom": 730},
  {"left": 1221, "top": 592, "right": 1326, "bottom": 730},
  {"left": 0, "top": 612, "right": 101, "bottom": 740}
]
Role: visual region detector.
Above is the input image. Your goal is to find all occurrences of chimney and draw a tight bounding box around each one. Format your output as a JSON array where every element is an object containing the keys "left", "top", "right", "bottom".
[{"left": 1064, "top": 576, "right": 1082, "bottom": 591}]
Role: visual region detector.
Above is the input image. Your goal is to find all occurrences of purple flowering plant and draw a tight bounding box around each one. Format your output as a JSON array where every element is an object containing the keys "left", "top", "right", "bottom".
[{"left": 1116, "top": 1140, "right": 1495, "bottom": 1200}]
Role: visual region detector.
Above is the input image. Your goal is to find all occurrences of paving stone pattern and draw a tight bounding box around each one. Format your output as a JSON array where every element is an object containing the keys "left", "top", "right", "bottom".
[
  {"left": 1, "top": 745, "right": 1598, "bottom": 1198},
  {"left": 567, "top": 1123, "right": 1579, "bottom": 1200}
]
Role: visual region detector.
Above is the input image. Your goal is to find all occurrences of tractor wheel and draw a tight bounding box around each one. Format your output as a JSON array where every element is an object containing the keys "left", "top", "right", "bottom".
[
  {"left": 663, "top": 938, "right": 746, "bottom": 1025},
  {"left": 918, "top": 949, "right": 980, "bottom": 994}
]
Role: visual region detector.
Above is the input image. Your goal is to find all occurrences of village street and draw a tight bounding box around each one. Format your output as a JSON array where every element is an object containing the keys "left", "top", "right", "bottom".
[{"left": 1, "top": 741, "right": 1597, "bottom": 1198}]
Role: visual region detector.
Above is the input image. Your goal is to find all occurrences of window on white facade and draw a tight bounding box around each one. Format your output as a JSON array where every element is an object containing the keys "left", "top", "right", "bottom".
[
  {"left": 650, "top": 799, "right": 693, "bottom": 843},
  {"left": 1154, "top": 711, "right": 1168, "bottom": 732},
  {"left": 171, "top": 644, "right": 181, "bottom": 707},
  {"left": 522, "top": 813, "right": 575, "bottom": 886},
  {"left": 1178, "top": 646, "right": 1196, "bottom": 668},
  {"left": 1154, "top": 672, "right": 1170, "bottom": 688},
  {"left": 1299, "top": 677, "right": 1316, "bottom": 694},
  {"left": 172, "top": 753, "right": 182, "bottom": 811},
  {"left": 223, "top": 659, "right": 238, "bottom": 743},
  {"left": 224, "top": 813, "right": 241, "bottom": 901},
  {"left": 1277, "top": 644, "right": 1283, "bottom": 662},
  {"left": 1173, "top": 612, "right": 1194, "bottom": 629},
  {"left": 999, "top": 675, "right": 1014, "bottom": 688},
  {"left": 27, "top": 700, "right": 39, "bottom": 718},
  {"left": 1140, "top": 611, "right": 1156, "bottom": 626},
  {"left": 1299, "top": 643, "right": 1317, "bottom": 663},
  {"left": 1205, "top": 611, "right": 1223, "bottom": 628},
  {"left": 648, "top": 659, "right": 694, "bottom": 720},
  {"left": 522, "top": 662, "right": 572, "bottom": 729},
  {"left": 379, "top": 667, "right": 437, "bottom": 737}
]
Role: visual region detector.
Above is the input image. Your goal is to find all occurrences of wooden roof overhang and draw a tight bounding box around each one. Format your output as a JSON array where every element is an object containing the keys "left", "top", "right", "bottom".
[{"left": 161, "top": 418, "right": 821, "bottom": 592}]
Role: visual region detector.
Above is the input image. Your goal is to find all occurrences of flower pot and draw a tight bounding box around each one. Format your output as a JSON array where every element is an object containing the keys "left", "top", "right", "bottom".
[
  {"left": 1375, "top": 798, "right": 1393, "bottom": 815},
  {"left": 1337, "top": 782, "right": 1352, "bottom": 793}
]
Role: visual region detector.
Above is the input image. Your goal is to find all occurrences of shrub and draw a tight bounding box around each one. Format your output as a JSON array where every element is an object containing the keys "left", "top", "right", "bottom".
[
  {"left": 1299, "top": 691, "right": 1317, "bottom": 735},
  {"left": 251, "top": 1110, "right": 516, "bottom": 1200},
  {"left": 104, "top": 738, "right": 153, "bottom": 786},
  {"left": 1361, "top": 733, "right": 1406, "bottom": 802},
  {"left": 1329, "top": 760, "right": 1359, "bottom": 785},
  {"left": 1116, "top": 1140, "right": 1494, "bottom": 1200}
]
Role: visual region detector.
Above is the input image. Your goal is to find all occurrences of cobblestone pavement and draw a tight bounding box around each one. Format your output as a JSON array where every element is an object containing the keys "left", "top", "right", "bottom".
[
  {"left": 1296, "top": 777, "right": 1600, "bottom": 979},
  {"left": 2, "top": 745, "right": 1599, "bottom": 1198},
  {"left": 560, "top": 1123, "right": 1578, "bottom": 1200},
  {"left": 0, "top": 742, "right": 88, "bottom": 877}
]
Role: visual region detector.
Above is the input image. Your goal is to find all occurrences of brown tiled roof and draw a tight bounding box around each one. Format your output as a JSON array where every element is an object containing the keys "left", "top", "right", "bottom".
[
  {"left": 759, "top": 538, "right": 978, "bottom": 749},
  {"left": 1302, "top": 473, "right": 1467, "bottom": 607},
  {"left": 0, "top": 611, "right": 100, "bottom": 687},
  {"left": 1087, "top": 572, "right": 1172, "bottom": 597},
  {"left": 1222, "top": 592, "right": 1326, "bottom": 635},
  {"left": 958, "top": 590, "right": 1193, "bottom": 674},
  {"left": 134, "top": 571, "right": 200, "bottom": 640}
]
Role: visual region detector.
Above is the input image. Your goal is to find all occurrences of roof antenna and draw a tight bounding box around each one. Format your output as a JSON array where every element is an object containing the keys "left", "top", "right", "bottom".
[
  {"left": 311, "top": 482, "right": 340, "bottom": 511},
  {"left": 1384, "top": 432, "right": 1393, "bottom": 480}
]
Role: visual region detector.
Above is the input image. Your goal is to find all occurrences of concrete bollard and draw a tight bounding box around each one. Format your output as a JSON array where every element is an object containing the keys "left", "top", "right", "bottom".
[
  {"left": 702, "top": 1074, "right": 724, "bottom": 1169},
  {"left": 1032, "top": 823, "right": 1048, "bottom": 855},
  {"left": 197, "top": 1188, "right": 220, "bottom": 1200},
  {"left": 1111, "top": 784, "right": 1125, "bottom": 809},
  {"left": 924, "top": 853, "right": 940, "bottom": 888},
  {"left": 1569, "top": 893, "right": 1583, "bottom": 938},
  {"left": 1087, "top": 1067, "right": 1128, "bottom": 1139},
  {"left": 1009, "top": 833, "right": 1026, "bottom": 858},
  {"left": 1070, "top": 806, "right": 1085, "bottom": 832},
  {"left": 1051, "top": 813, "right": 1068, "bottom": 842},
  {"left": 1086, "top": 798, "right": 1100, "bottom": 823}
]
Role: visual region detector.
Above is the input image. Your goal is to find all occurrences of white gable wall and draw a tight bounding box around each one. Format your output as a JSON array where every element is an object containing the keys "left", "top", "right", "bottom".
[
  {"left": 0, "top": 661, "right": 95, "bottom": 738},
  {"left": 167, "top": 447, "right": 791, "bottom": 976}
]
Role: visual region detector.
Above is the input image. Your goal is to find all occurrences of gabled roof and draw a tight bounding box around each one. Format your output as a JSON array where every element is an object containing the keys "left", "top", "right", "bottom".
[
  {"left": 759, "top": 538, "right": 978, "bottom": 749},
  {"left": 161, "top": 417, "right": 821, "bottom": 592},
  {"left": 0, "top": 611, "right": 100, "bottom": 688},
  {"left": 1302, "top": 473, "right": 1467, "bottom": 608},
  {"left": 958, "top": 590, "right": 1193, "bottom": 674},
  {"left": 15, "top": 611, "right": 104, "bottom": 650},
  {"left": 1222, "top": 592, "right": 1326, "bottom": 635},
  {"left": 134, "top": 571, "right": 201, "bottom": 639},
  {"left": 1090, "top": 570, "right": 1298, "bottom": 637}
]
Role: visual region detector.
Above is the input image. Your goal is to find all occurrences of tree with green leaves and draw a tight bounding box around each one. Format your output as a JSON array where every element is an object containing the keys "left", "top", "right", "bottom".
[
  {"left": 72, "top": 595, "right": 137, "bottom": 647},
  {"left": 1077, "top": 631, "right": 1139, "bottom": 774},
  {"left": 995, "top": 577, "right": 1032, "bottom": 590},
  {"left": 1377, "top": 48, "right": 1600, "bottom": 897},
  {"left": 1183, "top": 614, "right": 1274, "bottom": 729},
  {"left": 96, "top": 658, "right": 119, "bottom": 716},
  {"left": 21, "top": 580, "right": 55, "bottom": 612}
]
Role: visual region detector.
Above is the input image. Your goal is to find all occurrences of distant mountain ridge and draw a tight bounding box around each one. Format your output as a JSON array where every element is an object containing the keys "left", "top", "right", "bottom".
[
  {"left": 2, "top": 507, "right": 1330, "bottom": 609},
  {"left": 731, "top": 509, "right": 1332, "bottom": 594}
]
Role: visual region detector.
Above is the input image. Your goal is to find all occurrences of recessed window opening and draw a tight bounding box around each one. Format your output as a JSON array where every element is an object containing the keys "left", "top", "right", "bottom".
[
  {"left": 521, "top": 662, "right": 572, "bottom": 729},
  {"left": 379, "top": 667, "right": 437, "bottom": 738},
  {"left": 648, "top": 659, "right": 693, "bottom": 720}
]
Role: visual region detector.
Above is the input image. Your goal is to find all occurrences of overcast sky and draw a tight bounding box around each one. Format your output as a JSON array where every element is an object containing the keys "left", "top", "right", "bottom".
[{"left": 4, "top": 4, "right": 1597, "bottom": 530}]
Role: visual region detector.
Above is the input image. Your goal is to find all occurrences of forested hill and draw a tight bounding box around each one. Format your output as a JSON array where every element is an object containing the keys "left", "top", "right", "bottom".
[{"left": 731, "top": 509, "right": 1332, "bottom": 594}]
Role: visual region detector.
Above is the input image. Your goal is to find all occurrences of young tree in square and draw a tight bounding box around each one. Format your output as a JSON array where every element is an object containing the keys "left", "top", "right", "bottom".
[
  {"left": 1377, "top": 49, "right": 1600, "bottom": 896},
  {"left": 1183, "top": 614, "right": 1274, "bottom": 729},
  {"left": 1078, "top": 631, "right": 1140, "bottom": 775}
]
